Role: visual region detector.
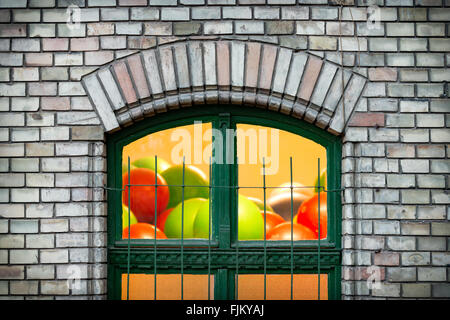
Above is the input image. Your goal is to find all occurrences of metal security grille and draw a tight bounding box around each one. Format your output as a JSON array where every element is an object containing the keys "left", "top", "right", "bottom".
[{"left": 106, "top": 106, "right": 342, "bottom": 300}]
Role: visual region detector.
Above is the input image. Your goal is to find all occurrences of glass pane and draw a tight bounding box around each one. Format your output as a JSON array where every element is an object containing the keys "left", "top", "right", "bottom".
[
  {"left": 121, "top": 122, "right": 212, "bottom": 240},
  {"left": 237, "top": 274, "right": 327, "bottom": 300},
  {"left": 236, "top": 124, "right": 327, "bottom": 241},
  {"left": 121, "top": 274, "right": 214, "bottom": 300}
]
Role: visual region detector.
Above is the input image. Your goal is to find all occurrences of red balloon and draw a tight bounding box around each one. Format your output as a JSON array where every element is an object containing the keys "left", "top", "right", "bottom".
[
  {"left": 267, "top": 222, "right": 317, "bottom": 241},
  {"left": 156, "top": 208, "right": 173, "bottom": 232},
  {"left": 261, "top": 210, "right": 285, "bottom": 235},
  {"left": 122, "top": 168, "right": 169, "bottom": 224},
  {"left": 295, "top": 193, "right": 327, "bottom": 239},
  {"left": 122, "top": 223, "right": 167, "bottom": 239}
]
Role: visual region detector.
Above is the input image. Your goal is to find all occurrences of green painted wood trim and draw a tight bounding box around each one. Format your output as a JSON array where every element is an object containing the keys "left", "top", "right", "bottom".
[{"left": 106, "top": 105, "right": 342, "bottom": 300}]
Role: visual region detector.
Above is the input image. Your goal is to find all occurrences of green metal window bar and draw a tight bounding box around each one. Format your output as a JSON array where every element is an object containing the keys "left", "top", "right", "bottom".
[{"left": 106, "top": 105, "right": 342, "bottom": 300}]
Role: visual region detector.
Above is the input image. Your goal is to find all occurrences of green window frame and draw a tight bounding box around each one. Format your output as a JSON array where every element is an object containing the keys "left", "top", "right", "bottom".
[{"left": 106, "top": 105, "right": 342, "bottom": 300}]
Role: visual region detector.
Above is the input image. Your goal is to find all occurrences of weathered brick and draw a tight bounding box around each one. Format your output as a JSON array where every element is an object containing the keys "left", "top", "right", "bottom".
[
  {"left": 11, "top": 128, "right": 40, "bottom": 142},
  {"left": 374, "top": 252, "right": 400, "bottom": 266},
  {"left": 130, "top": 8, "right": 159, "bottom": 21},
  {"left": 26, "top": 143, "right": 54, "bottom": 157},
  {"left": 418, "top": 237, "right": 446, "bottom": 251},
  {"left": 235, "top": 21, "right": 264, "bottom": 35},
  {"left": 368, "top": 68, "right": 397, "bottom": 82},
  {"left": 416, "top": 23, "right": 445, "bottom": 37},
  {"left": 56, "top": 233, "right": 89, "bottom": 247},
  {"left": 0, "top": 83, "right": 26, "bottom": 96},
  {"left": 40, "top": 280, "right": 69, "bottom": 295},
  {"left": 0, "top": 24, "right": 26, "bottom": 37},
  {"left": 41, "top": 219, "right": 69, "bottom": 233},
  {"left": 26, "top": 173, "right": 55, "bottom": 188},
  {"left": 402, "top": 283, "right": 431, "bottom": 298},
  {"left": 402, "top": 252, "right": 430, "bottom": 266},
  {"left": 387, "top": 174, "right": 415, "bottom": 188},
  {"left": 10, "top": 249, "right": 38, "bottom": 264},
  {"left": 369, "top": 98, "right": 398, "bottom": 112},
  {"left": 57, "top": 24, "right": 86, "bottom": 38},
  {"left": 370, "top": 38, "right": 397, "bottom": 52},
  {"left": 42, "top": 158, "right": 70, "bottom": 173},
  {"left": 87, "top": 23, "right": 114, "bottom": 36},
  {"left": 0, "top": 234, "right": 24, "bottom": 248},
  {"left": 41, "top": 97, "right": 69, "bottom": 111},
  {"left": 12, "top": 67, "right": 39, "bottom": 81},
  {"left": 372, "top": 283, "right": 401, "bottom": 298},
  {"left": 24, "top": 53, "right": 53, "bottom": 67},
  {"left": 386, "top": 114, "right": 415, "bottom": 128},
  {"left": 386, "top": 267, "right": 416, "bottom": 282},
  {"left": 253, "top": 7, "right": 279, "bottom": 20},
  {"left": 10, "top": 220, "right": 39, "bottom": 234},
  {"left": 296, "top": 21, "right": 324, "bottom": 35},
  {"left": 41, "top": 249, "right": 69, "bottom": 264},
  {"left": 309, "top": 36, "right": 337, "bottom": 50},
  {"left": 0, "top": 143, "right": 25, "bottom": 157},
  {"left": 402, "top": 222, "right": 430, "bottom": 235},
  {"left": 204, "top": 21, "right": 232, "bottom": 35},
  {"left": 26, "top": 265, "right": 55, "bottom": 280},
  {"left": 399, "top": 8, "right": 427, "bottom": 21},
  {"left": 386, "top": 22, "right": 414, "bottom": 36},
  {"left": 70, "top": 37, "right": 99, "bottom": 52},
  {"left": 430, "top": 129, "right": 450, "bottom": 143},
  {"left": 41, "top": 188, "right": 71, "bottom": 202},
  {"left": 0, "top": 266, "right": 24, "bottom": 280},
  {"left": 267, "top": 21, "right": 295, "bottom": 35},
  {"left": 100, "top": 8, "right": 129, "bottom": 21},
  {"left": 42, "top": 38, "right": 68, "bottom": 51},
  {"left": 29, "top": 24, "right": 55, "bottom": 38}
]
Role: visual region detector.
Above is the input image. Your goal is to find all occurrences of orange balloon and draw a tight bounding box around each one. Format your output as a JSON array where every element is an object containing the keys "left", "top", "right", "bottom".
[
  {"left": 122, "top": 223, "right": 167, "bottom": 239},
  {"left": 122, "top": 168, "right": 169, "bottom": 224},
  {"left": 261, "top": 211, "right": 285, "bottom": 235},
  {"left": 295, "top": 193, "right": 327, "bottom": 239},
  {"left": 267, "top": 222, "right": 317, "bottom": 241}
]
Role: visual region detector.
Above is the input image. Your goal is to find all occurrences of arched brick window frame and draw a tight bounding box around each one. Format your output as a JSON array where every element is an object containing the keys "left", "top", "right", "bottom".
[
  {"left": 81, "top": 40, "right": 367, "bottom": 136},
  {"left": 81, "top": 39, "right": 368, "bottom": 299}
]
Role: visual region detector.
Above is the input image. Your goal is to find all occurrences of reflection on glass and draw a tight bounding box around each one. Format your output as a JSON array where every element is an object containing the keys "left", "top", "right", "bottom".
[
  {"left": 237, "top": 274, "right": 328, "bottom": 300},
  {"left": 121, "top": 123, "right": 212, "bottom": 240},
  {"left": 236, "top": 124, "right": 328, "bottom": 240},
  {"left": 121, "top": 274, "right": 214, "bottom": 300}
]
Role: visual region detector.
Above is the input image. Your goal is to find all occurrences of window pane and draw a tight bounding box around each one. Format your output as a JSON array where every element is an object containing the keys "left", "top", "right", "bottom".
[
  {"left": 121, "top": 122, "right": 212, "bottom": 240},
  {"left": 121, "top": 274, "right": 214, "bottom": 300},
  {"left": 237, "top": 274, "right": 327, "bottom": 300},
  {"left": 236, "top": 124, "right": 327, "bottom": 241}
]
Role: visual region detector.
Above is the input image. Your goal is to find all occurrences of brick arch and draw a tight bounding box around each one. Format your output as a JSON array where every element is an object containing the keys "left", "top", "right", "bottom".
[{"left": 81, "top": 40, "right": 367, "bottom": 136}]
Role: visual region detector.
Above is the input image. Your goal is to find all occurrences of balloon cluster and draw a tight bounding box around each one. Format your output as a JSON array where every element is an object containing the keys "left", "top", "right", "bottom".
[{"left": 121, "top": 157, "right": 327, "bottom": 241}]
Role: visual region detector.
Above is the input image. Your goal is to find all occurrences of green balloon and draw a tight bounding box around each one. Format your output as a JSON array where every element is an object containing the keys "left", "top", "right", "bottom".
[
  {"left": 164, "top": 198, "right": 208, "bottom": 239},
  {"left": 193, "top": 201, "right": 212, "bottom": 239},
  {"left": 193, "top": 195, "right": 264, "bottom": 241},
  {"left": 122, "top": 205, "right": 138, "bottom": 228},
  {"left": 238, "top": 195, "right": 264, "bottom": 240},
  {"left": 131, "top": 156, "right": 171, "bottom": 174},
  {"left": 161, "top": 165, "right": 209, "bottom": 209}
]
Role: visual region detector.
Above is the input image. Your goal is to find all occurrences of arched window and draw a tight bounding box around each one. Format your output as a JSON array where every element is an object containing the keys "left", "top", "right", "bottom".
[{"left": 106, "top": 104, "right": 341, "bottom": 300}]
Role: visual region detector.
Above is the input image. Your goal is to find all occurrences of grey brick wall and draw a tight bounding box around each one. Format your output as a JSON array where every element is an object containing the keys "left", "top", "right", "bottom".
[{"left": 0, "top": 0, "right": 449, "bottom": 300}]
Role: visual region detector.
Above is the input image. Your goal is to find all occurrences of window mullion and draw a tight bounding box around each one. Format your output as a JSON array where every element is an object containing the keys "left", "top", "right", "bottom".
[{"left": 212, "top": 113, "right": 235, "bottom": 249}]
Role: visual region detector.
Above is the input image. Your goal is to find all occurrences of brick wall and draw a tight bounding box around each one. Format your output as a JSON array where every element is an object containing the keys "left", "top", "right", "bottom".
[{"left": 0, "top": 0, "right": 449, "bottom": 300}]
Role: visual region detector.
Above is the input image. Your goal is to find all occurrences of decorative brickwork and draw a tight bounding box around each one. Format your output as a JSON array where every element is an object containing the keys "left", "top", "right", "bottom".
[
  {"left": 81, "top": 40, "right": 366, "bottom": 135},
  {"left": 0, "top": 0, "right": 449, "bottom": 300}
]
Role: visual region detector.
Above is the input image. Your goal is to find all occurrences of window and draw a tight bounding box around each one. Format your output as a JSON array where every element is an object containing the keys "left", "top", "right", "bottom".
[{"left": 107, "top": 105, "right": 342, "bottom": 300}]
